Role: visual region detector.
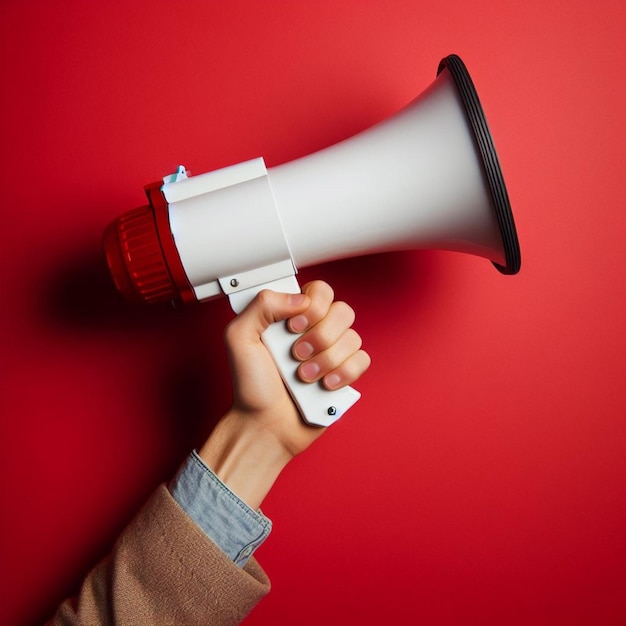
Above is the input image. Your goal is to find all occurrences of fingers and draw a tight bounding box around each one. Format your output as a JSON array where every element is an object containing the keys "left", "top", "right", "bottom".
[
  {"left": 298, "top": 331, "right": 371, "bottom": 390},
  {"left": 320, "top": 349, "right": 372, "bottom": 390},
  {"left": 225, "top": 279, "right": 371, "bottom": 393},
  {"left": 290, "top": 281, "right": 371, "bottom": 389},
  {"left": 224, "top": 290, "right": 310, "bottom": 348},
  {"left": 292, "top": 300, "right": 355, "bottom": 359},
  {"left": 287, "top": 280, "right": 335, "bottom": 334}
]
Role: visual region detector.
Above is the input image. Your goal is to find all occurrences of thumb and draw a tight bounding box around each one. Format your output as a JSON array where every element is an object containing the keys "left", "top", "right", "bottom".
[{"left": 226, "top": 289, "right": 310, "bottom": 345}]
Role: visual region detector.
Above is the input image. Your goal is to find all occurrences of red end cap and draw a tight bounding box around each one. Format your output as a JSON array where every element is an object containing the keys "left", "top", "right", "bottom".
[{"left": 103, "top": 205, "right": 180, "bottom": 304}]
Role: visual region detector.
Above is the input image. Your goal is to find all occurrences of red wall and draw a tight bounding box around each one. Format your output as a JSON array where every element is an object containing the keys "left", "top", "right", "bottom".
[{"left": 2, "top": 1, "right": 625, "bottom": 624}]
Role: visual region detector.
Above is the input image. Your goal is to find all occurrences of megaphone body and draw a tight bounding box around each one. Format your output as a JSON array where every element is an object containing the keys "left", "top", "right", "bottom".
[{"left": 104, "top": 55, "right": 521, "bottom": 427}]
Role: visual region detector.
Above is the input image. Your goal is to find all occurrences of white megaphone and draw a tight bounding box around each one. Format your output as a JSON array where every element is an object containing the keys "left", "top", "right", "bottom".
[{"left": 104, "top": 54, "right": 521, "bottom": 427}]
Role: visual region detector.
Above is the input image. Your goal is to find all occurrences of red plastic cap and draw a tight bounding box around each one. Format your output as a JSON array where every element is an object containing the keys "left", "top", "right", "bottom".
[{"left": 103, "top": 205, "right": 179, "bottom": 304}]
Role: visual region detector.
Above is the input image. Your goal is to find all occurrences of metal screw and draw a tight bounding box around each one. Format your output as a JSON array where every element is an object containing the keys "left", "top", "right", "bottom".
[
  {"left": 230, "top": 278, "right": 239, "bottom": 288},
  {"left": 327, "top": 406, "right": 337, "bottom": 416}
]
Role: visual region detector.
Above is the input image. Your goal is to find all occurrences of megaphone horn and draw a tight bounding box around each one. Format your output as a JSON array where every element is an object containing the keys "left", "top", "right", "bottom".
[{"left": 104, "top": 54, "right": 521, "bottom": 426}]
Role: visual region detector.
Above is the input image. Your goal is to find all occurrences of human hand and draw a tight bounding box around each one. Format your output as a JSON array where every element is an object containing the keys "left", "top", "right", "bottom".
[
  {"left": 225, "top": 280, "right": 370, "bottom": 454},
  {"left": 198, "top": 280, "right": 370, "bottom": 508}
]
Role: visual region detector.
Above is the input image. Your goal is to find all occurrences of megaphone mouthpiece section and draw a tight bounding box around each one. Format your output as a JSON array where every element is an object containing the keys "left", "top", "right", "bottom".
[
  {"left": 103, "top": 183, "right": 196, "bottom": 305},
  {"left": 103, "top": 205, "right": 178, "bottom": 304}
]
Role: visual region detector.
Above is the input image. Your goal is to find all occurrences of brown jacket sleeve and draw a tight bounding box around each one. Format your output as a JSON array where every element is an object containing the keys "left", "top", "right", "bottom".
[{"left": 50, "top": 484, "right": 271, "bottom": 625}]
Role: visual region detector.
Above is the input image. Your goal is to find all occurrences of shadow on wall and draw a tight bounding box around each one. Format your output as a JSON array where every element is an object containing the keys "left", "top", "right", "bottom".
[
  {"left": 26, "top": 242, "right": 234, "bottom": 623},
  {"left": 42, "top": 240, "right": 235, "bottom": 451}
]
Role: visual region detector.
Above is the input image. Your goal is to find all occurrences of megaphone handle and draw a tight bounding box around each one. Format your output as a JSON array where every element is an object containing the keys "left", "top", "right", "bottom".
[{"left": 227, "top": 276, "right": 361, "bottom": 427}]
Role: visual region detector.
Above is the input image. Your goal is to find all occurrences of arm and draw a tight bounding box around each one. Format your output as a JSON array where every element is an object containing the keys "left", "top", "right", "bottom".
[{"left": 50, "top": 280, "right": 370, "bottom": 625}]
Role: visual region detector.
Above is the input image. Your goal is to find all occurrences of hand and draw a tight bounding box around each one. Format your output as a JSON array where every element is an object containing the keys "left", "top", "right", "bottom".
[
  {"left": 226, "top": 280, "right": 369, "bottom": 454},
  {"left": 198, "top": 280, "right": 370, "bottom": 508}
]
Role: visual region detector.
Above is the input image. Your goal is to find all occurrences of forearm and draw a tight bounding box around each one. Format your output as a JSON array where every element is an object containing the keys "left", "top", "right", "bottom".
[{"left": 198, "top": 408, "right": 295, "bottom": 511}]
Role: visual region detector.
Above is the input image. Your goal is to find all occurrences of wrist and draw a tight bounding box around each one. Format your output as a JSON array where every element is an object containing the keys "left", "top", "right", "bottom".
[{"left": 198, "top": 409, "right": 294, "bottom": 510}]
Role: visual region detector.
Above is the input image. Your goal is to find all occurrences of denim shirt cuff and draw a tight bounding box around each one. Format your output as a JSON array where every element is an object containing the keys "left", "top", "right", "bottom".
[{"left": 168, "top": 450, "right": 272, "bottom": 567}]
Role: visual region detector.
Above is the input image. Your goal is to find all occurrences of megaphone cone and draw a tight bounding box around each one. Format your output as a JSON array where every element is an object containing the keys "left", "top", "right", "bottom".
[{"left": 266, "top": 54, "right": 519, "bottom": 276}]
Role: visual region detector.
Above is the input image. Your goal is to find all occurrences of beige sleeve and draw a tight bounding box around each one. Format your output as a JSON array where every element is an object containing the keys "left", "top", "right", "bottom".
[{"left": 50, "top": 484, "right": 271, "bottom": 625}]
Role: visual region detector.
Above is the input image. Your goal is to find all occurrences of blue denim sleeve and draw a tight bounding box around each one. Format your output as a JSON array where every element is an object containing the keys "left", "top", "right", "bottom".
[{"left": 168, "top": 450, "right": 272, "bottom": 567}]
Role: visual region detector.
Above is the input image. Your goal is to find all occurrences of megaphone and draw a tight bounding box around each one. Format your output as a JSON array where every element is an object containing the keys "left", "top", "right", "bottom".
[{"left": 104, "top": 54, "right": 521, "bottom": 427}]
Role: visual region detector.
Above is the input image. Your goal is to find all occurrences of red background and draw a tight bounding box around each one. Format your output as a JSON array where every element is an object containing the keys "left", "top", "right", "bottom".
[{"left": 2, "top": 1, "right": 625, "bottom": 624}]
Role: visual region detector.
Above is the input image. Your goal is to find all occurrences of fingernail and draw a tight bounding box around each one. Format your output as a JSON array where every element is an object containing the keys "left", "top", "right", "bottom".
[
  {"left": 324, "top": 373, "right": 341, "bottom": 389},
  {"left": 290, "top": 314, "right": 308, "bottom": 333},
  {"left": 294, "top": 341, "right": 314, "bottom": 360},
  {"left": 300, "top": 361, "right": 320, "bottom": 381}
]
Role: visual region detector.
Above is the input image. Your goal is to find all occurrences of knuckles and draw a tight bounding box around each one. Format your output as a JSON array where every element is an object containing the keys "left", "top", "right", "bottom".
[
  {"left": 332, "top": 300, "right": 356, "bottom": 325},
  {"left": 223, "top": 316, "right": 244, "bottom": 346}
]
